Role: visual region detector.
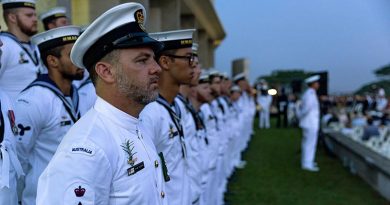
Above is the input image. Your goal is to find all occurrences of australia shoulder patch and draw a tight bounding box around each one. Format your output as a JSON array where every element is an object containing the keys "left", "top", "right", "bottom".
[{"left": 70, "top": 143, "right": 96, "bottom": 157}]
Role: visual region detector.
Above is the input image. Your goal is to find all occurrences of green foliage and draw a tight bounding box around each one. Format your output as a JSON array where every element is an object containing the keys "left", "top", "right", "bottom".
[
  {"left": 374, "top": 64, "right": 390, "bottom": 78},
  {"left": 225, "top": 119, "right": 388, "bottom": 205},
  {"left": 355, "top": 80, "right": 390, "bottom": 95},
  {"left": 257, "top": 69, "right": 311, "bottom": 84}
]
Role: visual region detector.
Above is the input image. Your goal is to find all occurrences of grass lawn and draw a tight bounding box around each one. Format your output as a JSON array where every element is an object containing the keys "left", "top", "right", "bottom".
[{"left": 225, "top": 119, "right": 389, "bottom": 205}]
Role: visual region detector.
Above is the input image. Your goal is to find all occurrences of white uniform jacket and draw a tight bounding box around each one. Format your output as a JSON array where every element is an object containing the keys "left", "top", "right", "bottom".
[
  {"left": 140, "top": 96, "right": 191, "bottom": 205},
  {"left": 298, "top": 88, "right": 320, "bottom": 130},
  {"left": 37, "top": 97, "right": 167, "bottom": 205},
  {"left": 0, "top": 90, "right": 23, "bottom": 205},
  {"left": 175, "top": 95, "right": 206, "bottom": 204},
  {"left": 199, "top": 104, "right": 219, "bottom": 170},
  {"left": 257, "top": 94, "right": 272, "bottom": 111},
  {"left": 0, "top": 32, "right": 41, "bottom": 100},
  {"left": 15, "top": 74, "right": 80, "bottom": 205},
  {"left": 77, "top": 78, "right": 97, "bottom": 116}
]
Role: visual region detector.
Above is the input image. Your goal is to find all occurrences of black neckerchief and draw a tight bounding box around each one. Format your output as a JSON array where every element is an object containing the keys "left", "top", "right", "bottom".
[
  {"left": 22, "top": 74, "right": 80, "bottom": 123},
  {"left": 216, "top": 97, "right": 225, "bottom": 114},
  {"left": 0, "top": 32, "right": 40, "bottom": 66},
  {"left": 156, "top": 94, "right": 187, "bottom": 158},
  {"left": 208, "top": 104, "right": 220, "bottom": 131},
  {"left": 177, "top": 94, "right": 205, "bottom": 131},
  {"left": 222, "top": 96, "right": 233, "bottom": 107}
]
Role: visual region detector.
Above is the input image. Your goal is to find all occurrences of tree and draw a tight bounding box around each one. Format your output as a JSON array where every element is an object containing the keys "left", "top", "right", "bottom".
[
  {"left": 256, "top": 69, "right": 311, "bottom": 85},
  {"left": 355, "top": 63, "right": 390, "bottom": 94},
  {"left": 374, "top": 64, "right": 390, "bottom": 79}
]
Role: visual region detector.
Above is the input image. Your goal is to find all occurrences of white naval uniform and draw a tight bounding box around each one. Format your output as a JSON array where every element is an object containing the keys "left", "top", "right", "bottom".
[
  {"left": 175, "top": 95, "right": 206, "bottom": 204},
  {"left": 73, "top": 71, "right": 97, "bottom": 116},
  {"left": 230, "top": 100, "right": 244, "bottom": 168},
  {"left": 37, "top": 97, "right": 167, "bottom": 205},
  {"left": 0, "top": 90, "right": 23, "bottom": 205},
  {"left": 199, "top": 103, "right": 219, "bottom": 205},
  {"left": 0, "top": 32, "right": 41, "bottom": 100},
  {"left": 140, "top": 99, "right": 191, "bottom": 205},
  {"left": 15, "top": 75, "right": 80, "bottom": 205},
  {"left": 77, "top": 78, "right": 97, "bottom": 116},
  {"left": 210, "top": 98, "right": 228, "bottom": 205},
  {"left": 298, "top": 88, "right": 320, "bottom": 168},
  {"left": 257, "top": 94, "right": 272, "bottom": 129}
]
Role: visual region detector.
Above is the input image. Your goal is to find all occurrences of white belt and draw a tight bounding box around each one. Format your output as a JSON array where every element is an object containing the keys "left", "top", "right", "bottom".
[{"left": 0, "top": 143, "right": 24, "bottom": 188}]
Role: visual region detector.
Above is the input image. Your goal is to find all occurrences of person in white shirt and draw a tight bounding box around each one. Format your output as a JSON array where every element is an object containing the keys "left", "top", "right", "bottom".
[
  {"left": 175, "top": 43, "right": 206, "bottom": 204},
  {"left": 0, "top": 28, "right": 24, "bottom": 205},
  {"left": 0, "top": 0, "right": 42, "bottom": 100},
  {"left": 376, "top": 88, "right": 388, "bottom": 112},
  {"left": 37, "top": 3, "right": 168, "bottom": 205},
  {"left": 140, "top": 29, "right": 196, "bottom": 205},
  {"left": 257, "top": 85, "right": 272, "bottom": 129},
  {"left": 15, "top": 26, "right": 83, "bottom": 205},
  {"left": 196, "top": 72, "right": 220, "bottom": 205},
  {"left": 298, "top": 75, "right": 321, "bottom": 172}
]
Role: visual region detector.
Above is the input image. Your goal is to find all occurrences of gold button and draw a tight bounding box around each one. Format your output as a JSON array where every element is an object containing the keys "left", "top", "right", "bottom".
[
  {"left": 155, "top": 160, "right": 159, "bottom": 168},
  {"left": 161, "top": 191, "right": 165, "bottom": 198}
]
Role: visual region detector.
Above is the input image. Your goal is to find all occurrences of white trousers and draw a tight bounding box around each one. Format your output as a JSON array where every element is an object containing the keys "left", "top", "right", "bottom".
[
  {"left": 301, "top": 127, "right": 319, "bottom": 168},
  {"left": 259, "top": 109, "right": 270, "bottom": 128}
]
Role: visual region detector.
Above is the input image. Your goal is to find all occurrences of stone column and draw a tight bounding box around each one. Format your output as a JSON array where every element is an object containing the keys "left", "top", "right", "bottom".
[
  {"left": 197, "top": 30, "right": 211, "bottom": 68},
  {"left": 232, "top": 58, "right": 249, "bottom": 77},
  {"left": 150, "top": 0, "right": 180, "bottom": 31}
]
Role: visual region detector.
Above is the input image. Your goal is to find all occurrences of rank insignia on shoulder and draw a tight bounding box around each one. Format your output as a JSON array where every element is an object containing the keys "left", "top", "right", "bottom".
[
  {"left": 127, "top": 161, "right": 144, "bottom": 176},
  {"left": 74, "top": 185, "right": 86, "bottom": 197},
  {"left": 168, "top": 124, "right": 178, "bottom": 138}
]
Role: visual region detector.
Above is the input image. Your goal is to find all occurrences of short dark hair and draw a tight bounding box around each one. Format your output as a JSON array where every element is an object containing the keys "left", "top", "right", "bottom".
[
  {"left": 3, "top": 8, "right": 18, "bottom": 25},
  {"left": 43, "top": 19, "right": 56, "bottom": 31},
  {"left": 40, "top": 46, "right": 64, "bottom": 68},
  {"left": 156, "top": 49, "right": 177, "bottom": 62},
  {"left": 89, "top": 49, "right": 120, "bottom": 85}
]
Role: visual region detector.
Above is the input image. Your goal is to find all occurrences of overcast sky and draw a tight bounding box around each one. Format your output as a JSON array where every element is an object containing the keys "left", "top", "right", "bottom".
[{"left": 214, "top": 0, "right": 390, "bottom": 93}]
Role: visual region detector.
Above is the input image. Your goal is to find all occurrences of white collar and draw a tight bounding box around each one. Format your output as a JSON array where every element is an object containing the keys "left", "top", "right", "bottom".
[{"left": 93, "top": 97, "right": 139, "bottom": 132}]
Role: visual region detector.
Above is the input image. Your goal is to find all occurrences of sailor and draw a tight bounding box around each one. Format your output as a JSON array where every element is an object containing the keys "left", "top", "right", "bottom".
[
  {"left": 196, "top": 72, "right": 219, "bottom": 205},
  {"left": 190, "top": 72, "right": 215, "bottom": 205},
  {"left": 257, "top": 83, "right": 272, "bottom": 129},
  {"left": 39, "top": 6, "right": 69, "bottom": 30},
  {"left": 15, "top": 25, "right": 83, "bottom": 205},
  {"left": 174, "top": 42, "right": 207, "bottom": 204},
  {"left": 229, "top": 85, "right": 244, "bottom": 170},
  {"left": 219, "top": 73, "right": 237, "bottom": 179},
  {"left": 37, "top": 3, "right": 168, "bottom": 205},
  {"left": 298, "top": 75, "right": 321, "bottom": 172},
  {"left": 0, "top": 0, "right": 41, "bottom": 99},
  {"left": 232, "top": 73, "right": 255, "bottom": 168},
  {"left": 140, "top": 29, "right": 196, "bottom": 205},
  {"left": 207, "top": 69, "right": 230, "bottom": 204},
  {"left": 0, "top": 25, "right": 24, "bottom": 205}
]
